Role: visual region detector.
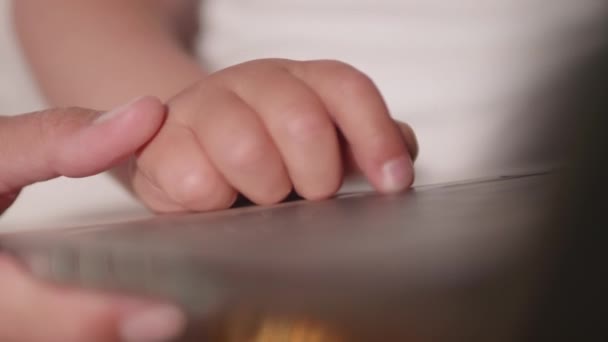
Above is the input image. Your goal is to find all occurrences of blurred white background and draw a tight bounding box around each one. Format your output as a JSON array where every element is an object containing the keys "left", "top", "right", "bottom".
[{"left": 0, "top": 1, "right": 42, "bottom": 113}]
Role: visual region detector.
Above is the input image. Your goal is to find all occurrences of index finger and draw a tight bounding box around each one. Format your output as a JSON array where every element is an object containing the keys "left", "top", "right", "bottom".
[{"left": 287, "top": 60, "right": 416, "bottom": 193}]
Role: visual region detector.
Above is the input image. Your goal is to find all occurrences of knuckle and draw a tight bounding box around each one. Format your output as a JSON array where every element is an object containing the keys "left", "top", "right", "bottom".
[
  {"left": 316, "top": 60, "right": 378, "bottom": 97},
  {"left": 338, "top": 71, "right": 377, "bottom": 99},
  {"left": 224, "top": 135, "right": 268, "bottom": 167},
  {"left": 168, "top": 83, "right": 214, "bottom": 121},
  {"left": 285, "top": 112, "right": 331, "bottom": 141},
  {"left": 312, "top": 59, "right": 353, "bottom": 71},
  {"left": 169, "top": 171, "right": 234, "bottom": 210},
  {"left": 171, "top": 171, "right": 212, "bottom": 204},
  {"left": 240, "top": 58, "right": 291, "bottom": 71},
  {"left": 218, "top": 59, "right": 288, "bottom": 86}
]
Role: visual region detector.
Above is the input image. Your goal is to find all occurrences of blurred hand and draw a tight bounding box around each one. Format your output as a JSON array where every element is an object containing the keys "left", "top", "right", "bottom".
[
  {"left": 130, "top": 59, "right": 419, "bottom": 213},
  {"left": 0, "top": 97, "right": 186, "bottom": 342}
]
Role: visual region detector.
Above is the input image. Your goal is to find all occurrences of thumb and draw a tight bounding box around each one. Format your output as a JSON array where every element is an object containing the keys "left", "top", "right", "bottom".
[{"left": 0, "top": 96, "right": 166, "bottom": 198}]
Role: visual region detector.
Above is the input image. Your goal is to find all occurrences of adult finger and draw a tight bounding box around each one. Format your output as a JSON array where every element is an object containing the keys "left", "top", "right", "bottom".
[
  {"left": 0, "top": 96, "right": 165, "bottom": 212},
  {"left": 0, "top": 254, "right": 186, "bottom": 342}
]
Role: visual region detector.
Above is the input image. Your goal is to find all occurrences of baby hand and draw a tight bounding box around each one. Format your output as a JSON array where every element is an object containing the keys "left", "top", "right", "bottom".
[{"left": 130, "top": 59, "right": 418, "bottom": 212}]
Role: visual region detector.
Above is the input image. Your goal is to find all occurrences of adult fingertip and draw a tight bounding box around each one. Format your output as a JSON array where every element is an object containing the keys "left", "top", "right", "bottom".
[
  {"left": 119, "top": 305, "right": 187, "bottom": 342},
  {"left": 53, "top": 96, "right": 167, "bottom": 178}
]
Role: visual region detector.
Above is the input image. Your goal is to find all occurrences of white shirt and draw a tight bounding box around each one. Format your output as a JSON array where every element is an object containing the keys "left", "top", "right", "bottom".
[
  {"left": 199, "top": 0, "right": 606, "bottom": 182},
  {"left": 0, "top": 0, "right": 605, "bottom": 230}
]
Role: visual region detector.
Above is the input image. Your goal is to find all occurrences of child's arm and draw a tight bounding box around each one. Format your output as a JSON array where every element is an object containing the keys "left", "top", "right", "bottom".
[{"left": 14, "top": 0, "right": 204, "bottom": 108}]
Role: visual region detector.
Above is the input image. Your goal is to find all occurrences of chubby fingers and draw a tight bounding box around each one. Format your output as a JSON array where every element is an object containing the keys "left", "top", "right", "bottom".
[
  {"left": 286, "top": 60, "right": 416, "bottom": 193},
  {"left": 131, "top": 120, "right": 239, "bottom": 213},
  {"left": 131, "top": 83, "right": 298, "bottom": 212},
  {"left": 130, "top": 59, "right": 418, "bottom": 213},
  {"left": 221, "top": 59, "right": 417, "bottom": 194},
  {"left": 173, "top": 86, "right": 294, "bottom": 205},
  {"left": 218, "top": 61, "right": 343, "bottom": 200},
  {"left": 218, "top": 60, "right": 417, "bottom": 196}
]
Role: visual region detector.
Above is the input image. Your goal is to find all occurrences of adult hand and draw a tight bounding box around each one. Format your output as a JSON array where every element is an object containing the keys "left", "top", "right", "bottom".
[{"left": 0, "top": 97, "right": 186, "bottom": 342}]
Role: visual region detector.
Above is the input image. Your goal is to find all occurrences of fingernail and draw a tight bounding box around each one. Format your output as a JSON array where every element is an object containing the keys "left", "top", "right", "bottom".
[
  {"left": 381, "top": 156, "right": 412, "bottom": 193},
  {"left": 119, "top": 305, "right": 187, "bottom": 342},
  {"left": 94, "top": 96, "right": 147, "bottom": 125}
]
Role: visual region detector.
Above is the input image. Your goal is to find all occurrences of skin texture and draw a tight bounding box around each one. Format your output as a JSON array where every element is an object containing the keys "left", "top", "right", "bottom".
[
  {"left": 0, "top": 97, "right": 187, "bottom": 342},
  {"left": 14, "top": 0, "right": 418, "bottom": 213},
  {"left": 132, "top": 59, "right": 417, "bottom": 213},
  {"left": 9, "top": 1, "right": 418, "bottom": 340}
]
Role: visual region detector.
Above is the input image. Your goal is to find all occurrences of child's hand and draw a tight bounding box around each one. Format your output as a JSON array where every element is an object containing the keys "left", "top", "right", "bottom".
[{"left": 130, "top": 59, "right": 418, "bottom": 213}]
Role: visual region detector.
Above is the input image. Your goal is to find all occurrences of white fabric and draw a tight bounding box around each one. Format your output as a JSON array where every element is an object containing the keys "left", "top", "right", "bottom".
[
  {"left": 0, "top": 0, "right": 605, "bottom": 230},
  {"left": 199, "top": 0, "right": 606, "bottom": 184}
]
